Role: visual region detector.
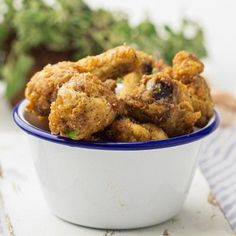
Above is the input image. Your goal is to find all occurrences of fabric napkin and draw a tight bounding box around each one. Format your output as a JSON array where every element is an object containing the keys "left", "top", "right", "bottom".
[{"left": 199, "top": 127, "right": 236, "bottom": 232}]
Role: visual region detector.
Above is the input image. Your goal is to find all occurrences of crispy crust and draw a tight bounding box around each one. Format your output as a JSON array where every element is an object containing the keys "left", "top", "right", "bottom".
[
  {"left": 25, "top": 48, "right": 214, "bottom": 141},
  {"left": 75, "top": 45, "right": 139, "bottom": 81},
  {"left": 187, "top": 75, "right": 214, "bottom": 127},
  {"left": 25, "top": 61, "right": 79, "bottom": 116},
  {"left": 25, "top": 45, "right": 138, "bottom": 117},
  {"left": 119, "top": 52, "right": 167, "bottom": 99},
  {"left": 119, "top": 72, "right": 141, "bottom": 99},
  {"left": 172, "top": 51, "right": 213, "bottom": 127},
  {"left": 105, "top": 117, "right": 168, "bottom": 142},
  {"left": 49, "top": 73, "right": 119, "bottom": 140},
  {"left": 135, "top": 50, "right": 166, "bottom": 75},
  {"left": 123, "top": 72, "right": 201, "bottom": 137},
  {"left": 172, "top": 50, "right": 204, "bottom": 84}
]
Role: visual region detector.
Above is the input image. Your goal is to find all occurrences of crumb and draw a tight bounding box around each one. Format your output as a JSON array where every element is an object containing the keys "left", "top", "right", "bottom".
[
  {"left": 163, "top": 229, "right": 169, "bottom": 236},
  {"left": 208, "top": 192, "right": 218, "bottom": 206},
  {"left": 104, "top": 230, "right": 115, "bottom": 236},
  {"left": 6, "top": 215, "right": 15, "bottom": 236}
]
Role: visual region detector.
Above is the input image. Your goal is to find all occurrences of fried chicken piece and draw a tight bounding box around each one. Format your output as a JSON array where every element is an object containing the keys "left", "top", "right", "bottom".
[
  {"left": 119, "top": 51, "right": 167, "bottom": 99},
  {"left": 187, "top": 76, "right": 214, "bottom": 127},
  {"left": 119, "top": 72, "right": 141, "bottom": 99},
  {"left": 76, "top": 45, "right": 139, "bottom": 81},
  {"left": 49, "top": 73, "right": 119, "bottom": 140},
  {"left": 172, "top": 50, "right": 204, "bottom": 83},
  {"left": 105, "top": 117, "right": 168, "bottom": 142},
  {"left": 104, "top": 79, "right": 117, "bottom": 92},
  {"left": 135, "top": 50, "right": 166, "bottom": 75},
  {"left": 25, "top": 62, "right": 79, "bottom": 116},
  {"left": 172, "top": 51, "right": 213, "bottom": 127},
  {"left": 25, "top": 45, "right": 138, "bottom": 117},
  {"left": 124, "top": 71, "right": 201, "bottom": 137}
]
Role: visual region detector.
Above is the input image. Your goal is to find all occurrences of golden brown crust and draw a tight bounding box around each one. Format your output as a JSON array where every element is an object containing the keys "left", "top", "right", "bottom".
[
  {"left": 123, "top": 71, "right": 201, "bottom": 137},
  {"left": 75, "top": 45, "right": 139, "bottom": 81},
  {"left": 119, "top": 72, "right": 141, "bottom": 99},
  {"left": 172, "top": 51, "right": 214, "bottom": 127},
  {"left": 49, "top": 73, "right": 119, "bottom": 140},
  {"left": 119, "top": 52, "right": 167, "bottom": 99},
  {"left": 25, "top": 61, "right": 79, "bottom": 116},
  {"left": 172, "top": 50, "right": 204, "bottom": 84},
  {"left": 187, "top": 76, "right": 214, "bottom": 127},
  {"left": 103, "top": 79, "right": 117, "bottom": 92},
  {"left": 135, "top": 50, "right": 166, "bottom": 75},
  {"left": 25, "top": 45, "right": 139, "bottom": 117},
  {"left": 25, "top": 48, "right": 214, "bottom": 141},
  {"left": 105, "top": 117, "right": 168, "bottom": 142},
  {"left": 172, "top": 51, "right": 213, "bottom": 127}
]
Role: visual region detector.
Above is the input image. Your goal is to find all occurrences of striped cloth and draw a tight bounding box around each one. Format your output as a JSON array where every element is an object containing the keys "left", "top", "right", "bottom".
[{"left": 199, "top": 127, "right": 236, "bottom": 232}]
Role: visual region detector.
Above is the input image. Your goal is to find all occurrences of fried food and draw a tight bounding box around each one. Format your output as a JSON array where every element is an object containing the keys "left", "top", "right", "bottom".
[
  {"left": 105, "top": 117, "right": 168, "bottom": 142},
  {"left": 123, "top": 71, "right": 201, "bottom": 137},
  {"left": 49, "top": 73, "right": 119, "bottom": 140},
  {"left": 25, "top": 47, "right": 214, "bottom": 141},
  {"left": 119, "top": 51, "right": 167, "bottom": 99},
  {"left": 119, "top": 72, "right": 141, "bottom": 99},
  {"left": 172, "top": 51, "right": 213, "bottom": 127},
  {"left": 103, "top": 79, "right": 117, "bottom": 92},
  {"left": 25, "top": 45, "right": 138, "bottom": 117},
  {"left": 187, "top": 76, "right": 214, "bottom": 127},
  {"left": 76, "top": 45, "right": 139, "bottom": 81},
  {"left": 25, "top": 61, "right": 79, "bottom": 116},
  {"left": 172, "top": 50, "right": 204, "bottom": 83},
  {"left": 135, "top": 50, "right": 166, "bottom": 75}
]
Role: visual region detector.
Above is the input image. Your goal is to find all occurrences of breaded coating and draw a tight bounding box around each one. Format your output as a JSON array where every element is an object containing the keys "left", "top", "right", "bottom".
[
  {"left": 119, "top": 51, "right": 167, "bottom": 99},
  {"left": 172, "top": 50, "right": 204, "bottom": 84},
  {"left": 119, "top": 72, "right": 141, "bottom": 99},
  {"left": 187, "top": 76, "right": 214, "bottom": 127},
  {"left": 25, "top": 47, "right": 214, "bottom": 141},
  {"left": 105, "top": 117, "right": 168, "bottom": 142},
  {"left": 135, "top": 50, "right": 166, "bottom": 75},
  {"left": 25, "top": 62, "right": 79, "bottom": 116},
  {"left": 76, "top": 45, "right": 139, "bottom": 81},
  {"left": 103, "top": 79, "right": 117, "bottom": 92},
  {"left": 49, "top": 73, "right": 119, "bottom": 140},
  {"left": 25, "top": 46, "right": 138, "bottom": 117},
  {"left": 124, "top": 71, "right": 200, "bottom": 137},
  {"left": 172, "top": 51, "right": 213, "bottom": 127}
]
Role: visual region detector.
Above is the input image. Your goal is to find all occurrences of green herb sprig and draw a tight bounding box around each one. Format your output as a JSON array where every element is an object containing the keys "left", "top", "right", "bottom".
[{"left": 64, "top": 129, "right": 80, "bottom": 139}]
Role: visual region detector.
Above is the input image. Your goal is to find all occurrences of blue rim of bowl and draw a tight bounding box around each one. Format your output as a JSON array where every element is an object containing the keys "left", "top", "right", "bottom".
[{"left": 13, "top": 100, "right": 220, "bottom": 151}]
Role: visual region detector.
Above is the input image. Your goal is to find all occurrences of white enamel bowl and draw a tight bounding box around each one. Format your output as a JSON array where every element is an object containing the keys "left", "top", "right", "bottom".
[{"left": 13, "top": 100, "right": 219, "bottom": 229}]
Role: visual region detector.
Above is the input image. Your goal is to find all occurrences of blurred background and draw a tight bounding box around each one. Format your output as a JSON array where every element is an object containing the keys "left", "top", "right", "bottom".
[{"left": 0, "top": 0, "right": 236, "bottom": 130}]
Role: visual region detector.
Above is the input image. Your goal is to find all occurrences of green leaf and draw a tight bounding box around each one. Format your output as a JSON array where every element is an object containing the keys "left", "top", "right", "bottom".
[
  {"left": 64, "top": 129, "right": 80, "bottom": 139},
  {"left": 3, "top": 52, "right": 34, "bottom": 99},
  {"left": 116, "top": 78, "right": 123, "bottom": 84}
]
